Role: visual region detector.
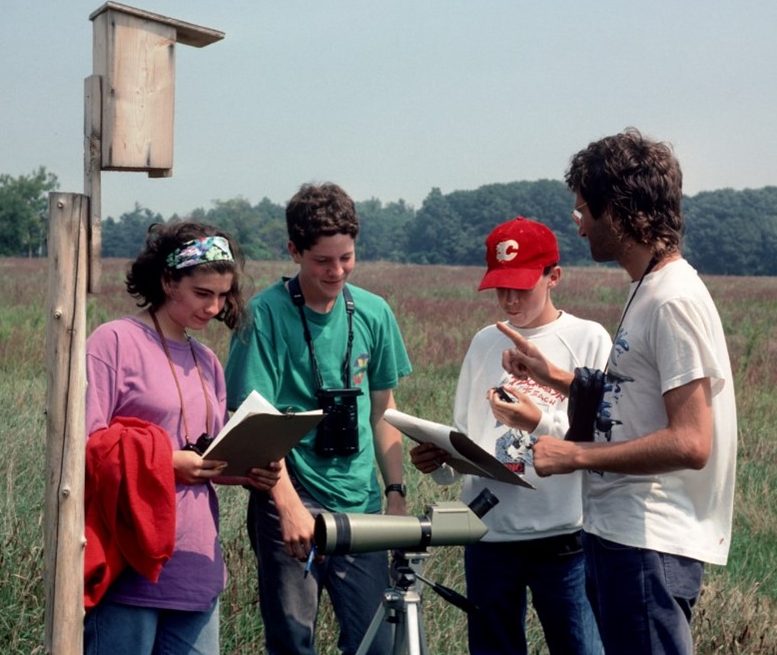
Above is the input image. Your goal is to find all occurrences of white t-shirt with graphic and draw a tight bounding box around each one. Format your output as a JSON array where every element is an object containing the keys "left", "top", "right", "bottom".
[
  {"left": 434, "top": 312, "right": 611, "bottom": 542},
  {"left": 586, "top": 258, "right": 737, "bottom": 566}
]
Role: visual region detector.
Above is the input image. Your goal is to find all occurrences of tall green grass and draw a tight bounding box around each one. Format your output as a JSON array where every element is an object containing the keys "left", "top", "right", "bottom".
[{"left": 1, "top": 258, "right": 775, "bottom": 654}]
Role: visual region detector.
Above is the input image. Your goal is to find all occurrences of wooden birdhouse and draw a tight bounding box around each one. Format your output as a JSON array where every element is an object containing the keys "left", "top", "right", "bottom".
[{"left": 89, "top": 2, "right": 223, "bottom": 176}]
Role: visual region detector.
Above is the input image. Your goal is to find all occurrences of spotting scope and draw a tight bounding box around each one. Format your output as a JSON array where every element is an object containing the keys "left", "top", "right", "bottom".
[{"left": 314, "top": 488, "right": 499, "bottom": 555}]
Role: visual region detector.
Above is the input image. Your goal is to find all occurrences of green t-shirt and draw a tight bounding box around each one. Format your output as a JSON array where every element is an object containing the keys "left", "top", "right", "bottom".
[{"left": 225, "top": 278, "right": 412, "bottom": 513}]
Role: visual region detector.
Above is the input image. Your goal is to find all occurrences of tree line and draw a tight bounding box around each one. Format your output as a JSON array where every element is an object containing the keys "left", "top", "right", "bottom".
[{"left": 3, "top": 167, "right": 777, "bottom": 275}]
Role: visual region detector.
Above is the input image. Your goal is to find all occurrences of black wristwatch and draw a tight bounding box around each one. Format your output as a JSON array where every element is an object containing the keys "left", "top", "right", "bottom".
[{"left": 384, "top": 483, "right": 407, "bottom": 498}]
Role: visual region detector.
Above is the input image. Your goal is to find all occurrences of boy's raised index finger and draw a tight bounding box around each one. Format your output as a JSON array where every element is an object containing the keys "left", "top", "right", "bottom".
[{"left": 496, "top": 320, "right": 528, "bottom": 347}]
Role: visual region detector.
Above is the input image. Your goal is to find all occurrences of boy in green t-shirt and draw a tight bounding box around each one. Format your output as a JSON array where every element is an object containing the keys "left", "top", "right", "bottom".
[{"left": 225, "top": 182, "right": 411, "bottom": 655}]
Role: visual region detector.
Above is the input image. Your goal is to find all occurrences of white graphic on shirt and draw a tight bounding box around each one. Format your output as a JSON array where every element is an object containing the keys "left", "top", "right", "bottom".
[{"left": 492, "top": 376, "right": 563, "bottom": 473}]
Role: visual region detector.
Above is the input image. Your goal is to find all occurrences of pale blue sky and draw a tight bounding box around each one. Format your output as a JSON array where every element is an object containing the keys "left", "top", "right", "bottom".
[{"left": 2, "top": 1, "right": 776, "bottom": 219}]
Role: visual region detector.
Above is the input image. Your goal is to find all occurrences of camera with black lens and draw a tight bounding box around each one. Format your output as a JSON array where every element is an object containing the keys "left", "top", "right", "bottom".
[{"left": 315, "top": 387, "right": 362, "bottom": 457}]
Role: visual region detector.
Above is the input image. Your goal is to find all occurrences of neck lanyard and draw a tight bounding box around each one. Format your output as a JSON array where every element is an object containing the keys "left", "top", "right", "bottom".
[
  {"left": 150, "top": 309, "right": 213, "bottom": 442},
  {"left": 605, "top": 255, "right": 658, "bottom": 373},
  {"left": 287, "top": 276, "right": 355, "bottom": 390}
]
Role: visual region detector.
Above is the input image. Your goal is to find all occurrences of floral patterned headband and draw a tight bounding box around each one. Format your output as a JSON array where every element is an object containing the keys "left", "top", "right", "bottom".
[{"left": 166, "top": 236, "right": 234, "bottom": 270}]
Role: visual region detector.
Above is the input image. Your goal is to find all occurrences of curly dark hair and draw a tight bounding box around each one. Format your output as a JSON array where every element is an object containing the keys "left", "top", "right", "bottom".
[
  {"left": 125, "top": 222, "right": 246, "bottom": 329},
  {"left": 564, "top": 128, "right": 684, "bottom": 257},
  {"left": 286, "top": 183, "right": 359, "bottom": 252}
]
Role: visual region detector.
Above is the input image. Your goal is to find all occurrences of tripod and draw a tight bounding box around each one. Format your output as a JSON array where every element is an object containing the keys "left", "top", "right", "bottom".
[
  {"left": 356, "top": 551, "right": 478, "bottom": 655},
  {"left": 355, "top": 551, "right": 428, "bottom": 655}
]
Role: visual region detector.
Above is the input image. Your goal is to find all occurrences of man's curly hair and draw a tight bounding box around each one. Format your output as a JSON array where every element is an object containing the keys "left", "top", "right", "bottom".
[{"left": 565, "top": 128, "right": 684, "bottom": 258}]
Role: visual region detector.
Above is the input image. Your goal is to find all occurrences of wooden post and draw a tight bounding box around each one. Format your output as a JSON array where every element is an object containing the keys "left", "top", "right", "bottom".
[
  {"left": 44, "top": 192, "right": 89, "bottom": 655},
  {"left": 84, "top": 75, "right": 102, "bottom": 293}
]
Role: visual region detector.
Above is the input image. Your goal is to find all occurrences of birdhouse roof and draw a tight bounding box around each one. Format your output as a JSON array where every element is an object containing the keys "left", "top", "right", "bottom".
[{"left": 89, "top": 2, "right": 224, "bottom": 47}]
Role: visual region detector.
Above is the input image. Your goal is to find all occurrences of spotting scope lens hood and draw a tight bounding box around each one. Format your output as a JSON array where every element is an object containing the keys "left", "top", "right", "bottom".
[{"left": 314, "top": 488, "right": 499, "bottom": 555}]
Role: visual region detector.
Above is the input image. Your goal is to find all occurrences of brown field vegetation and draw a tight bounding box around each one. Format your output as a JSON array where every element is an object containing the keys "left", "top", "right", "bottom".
[{"left": 1, "top": 257, "right": 775, "bottom": 654}]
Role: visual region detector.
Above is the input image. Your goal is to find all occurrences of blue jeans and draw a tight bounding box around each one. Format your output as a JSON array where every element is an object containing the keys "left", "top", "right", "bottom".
[
  {"left": 83, "top": 598, "right": 219, "bottom": 655},
  {"left": 247, "top": 487, "right": 392, "bottom": 655},
  {"left": 584, "top": 532, "right": 704, "bottom": 655},
  {"left": 464, "top": 533, "right": 602, "bottom": 655}
]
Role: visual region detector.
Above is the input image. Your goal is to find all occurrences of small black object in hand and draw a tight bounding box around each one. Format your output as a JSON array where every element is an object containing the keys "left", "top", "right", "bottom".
[
  {"left": 183, "top": 432, "right": 215, "bottom": 456},
  {"left": 494, "top": 386, "right": 517, "bottom": 403}
]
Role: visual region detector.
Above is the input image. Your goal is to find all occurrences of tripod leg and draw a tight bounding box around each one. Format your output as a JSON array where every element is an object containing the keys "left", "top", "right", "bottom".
[
  {"left": 417, "top": 605, "right": 429, "bottom": 655},
  {"left": 403, "top": 602, "right": 421, "bottom": 655},
  {"left": 357, "top": 583, "right": 429, "bottom": 655},
  {"left": 355, "top": 598, "right": 391, "bottom": 655},
  {"left": 401, "top": 592, "right": 431, "bottom": 655}
]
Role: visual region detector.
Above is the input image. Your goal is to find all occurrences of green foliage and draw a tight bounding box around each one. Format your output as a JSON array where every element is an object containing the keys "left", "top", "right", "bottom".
[
  {"left": 101, "top": 204, "right": 164, "bottom": 258},
  {"left": 0, "top": 167, "right": 58, "bottom": 257},
  {"left": 7, "top": 165, "right": 777, "bottom": 271},
  {"left": 684, "top": 187, "right": 777, "bottom": 275},
  {"left": 404, "top": 181, "right": 588, "bottom": 266},
  {"left": 355, "top": 198, "right": 415, "bottom": 261},
  {"left": 196, "top": 197, "right": 285, "bottom": 261},
  {"left": 27, "top": 165, "right": 777, "bottom": 275}
]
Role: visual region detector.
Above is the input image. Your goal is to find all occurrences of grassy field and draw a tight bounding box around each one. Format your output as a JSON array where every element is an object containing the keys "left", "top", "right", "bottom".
[{"left": 1, "top": 257, "right": 775, "bottom": 654}]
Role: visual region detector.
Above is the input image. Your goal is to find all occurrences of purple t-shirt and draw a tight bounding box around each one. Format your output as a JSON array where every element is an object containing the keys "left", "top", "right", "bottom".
[{"left": 86, "top": 316, "right": 228, "bottom": 611}]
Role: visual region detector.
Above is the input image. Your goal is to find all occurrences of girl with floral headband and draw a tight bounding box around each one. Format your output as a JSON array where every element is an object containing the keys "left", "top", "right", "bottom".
[{"left": 83, "top": 222, "right": 280, "bottom": 655}]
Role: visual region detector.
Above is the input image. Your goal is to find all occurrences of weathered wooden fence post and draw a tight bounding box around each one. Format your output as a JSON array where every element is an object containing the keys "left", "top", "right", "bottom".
[{"left": 44, "top": 193, "right": 89, "bottom": 654}]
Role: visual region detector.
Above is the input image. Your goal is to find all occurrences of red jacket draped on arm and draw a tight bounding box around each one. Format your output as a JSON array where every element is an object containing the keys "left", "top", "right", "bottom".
[{"left": 84, "top": 417, "right": 176, "bottom": 610}]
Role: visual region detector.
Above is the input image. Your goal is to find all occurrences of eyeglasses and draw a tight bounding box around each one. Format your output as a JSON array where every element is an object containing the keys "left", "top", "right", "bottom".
[{"left": 571, "top": 202, "right": 588, "bottom": 226}]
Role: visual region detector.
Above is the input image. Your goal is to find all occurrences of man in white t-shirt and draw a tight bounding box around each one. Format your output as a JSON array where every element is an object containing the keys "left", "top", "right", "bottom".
[
  {"left": 411, "top": 217, "right": 609, "bottom": 655},
  {"left": 499, "top": 129, "right": 737, "bottom": 655}
]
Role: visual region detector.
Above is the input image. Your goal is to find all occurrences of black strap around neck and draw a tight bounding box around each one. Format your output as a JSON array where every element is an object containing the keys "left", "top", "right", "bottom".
[
  {"left": 287, "top": 276, "right": 355, "bottom": 390},
  {"left": 604, "top": 255, "right": 658, "bottom": 373}
]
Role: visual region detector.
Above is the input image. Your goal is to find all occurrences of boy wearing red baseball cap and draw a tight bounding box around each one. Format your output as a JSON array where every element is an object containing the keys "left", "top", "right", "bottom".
[{"left": 411, "top": 216, "right": 609, "bottom": 654}]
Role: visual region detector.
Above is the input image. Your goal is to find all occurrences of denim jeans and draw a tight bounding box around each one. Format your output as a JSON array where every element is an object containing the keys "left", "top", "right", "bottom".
[
  {"left": 464, "top": 533, "right": 602, "bottom": 655},
  {"left": 583, "top": 532, "right": 704, "bottom": 655},
  {"left": 83, "top": 598, "right": 219, "bottom": 655},
  {"left": 247, "top": 487, "right": 392, "bottom": 655}
]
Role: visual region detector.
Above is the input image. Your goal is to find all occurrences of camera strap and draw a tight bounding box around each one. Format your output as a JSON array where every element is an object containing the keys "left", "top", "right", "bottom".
[
  {"left": 604, "top": 255, "right": 658, "bottom": 373},
  {"left": 566, "top": 256, "right": 656, "bottom": 443},
  {"left": 287, "top": 275, "right": 356, "bottom": 390}
]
